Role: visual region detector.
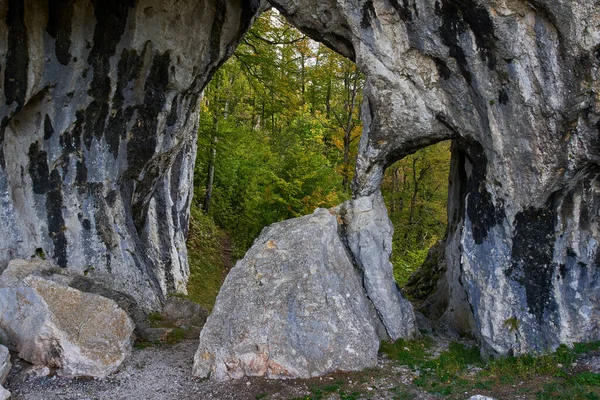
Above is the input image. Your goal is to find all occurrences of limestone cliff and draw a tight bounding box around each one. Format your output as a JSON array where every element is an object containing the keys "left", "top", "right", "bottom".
[{"left": 0, "top": 0, "right": 260, "bottom": 311}]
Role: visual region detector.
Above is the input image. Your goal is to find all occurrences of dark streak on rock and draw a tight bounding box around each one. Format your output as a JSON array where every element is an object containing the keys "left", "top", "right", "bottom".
[
  {"left": 5, "top": 0, "right": 29, "bottom": 109},
  {"left": 209, "top": 0, "right": 227, "bottom": 66},
  {"left": 28, "top": 142, "right": 49, "bottom": 195},
  {"left": 389, "top": 0, "right": 413, "bottom": 22},
  {"left": 85, "top": 0, "right": 134, "bottom": 149},
  {"left": 508, "top": 206, "right": 556, "bottom": 324},
  {"left": 464, "top": 142, "right": 504, "bottom": 244},
  {"left": 43, "top": 114, "right": 55, "bottom": 140},
  {"left": 106, "top": 190, "right": 117, "bottom": 208},
  {"left": 47, "top": 169, "right": 67, "bottom": 268},
  {"left": 92, "top": 184, "right": 114, "bottom": 251},
  {"left": 106, "top": 48, "right": 142, "bottom": 157},
  {"left": 46, "top": 0, "right": 74, "bottom": 65},
  {"left": 361, "top": 0, "right": 376, "bottom": 29},
  {"left": 498, "top": 88, "right": 509, "bottom": 105},
  {"left": 433, "top": 57, "right": 452, "bottom": 80},
  {"left": 127, "top": 52, "right": 170, "bottom": 231},
  {"left": 76, "top": 158, "right": 88, "bottom": 184},
  {"left": 436, "top": 0, "right": 496, "bottom": 85}
]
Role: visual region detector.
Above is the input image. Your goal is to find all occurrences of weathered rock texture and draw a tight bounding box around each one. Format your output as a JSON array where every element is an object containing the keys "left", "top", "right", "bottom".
[
  {"left": 0, "top": 0, "right": 261, "bottom": 312},
  {"left": 0, "top": 345, "right": 10, "bottom": 400},
  {"left": 269, "top": 0, "right": 600, "bottom": 355},
  {"left": 0, "top": 259, "right": 135, "bottom": 378},
  {"left": 0, "top": 385, "right": 8, "bottom": 400},
  {"left": 337, "top": 190, "right": 416, "bottom": 340},
  {"left": 193, "top": 209, "right": 382, "bottom": 380}
]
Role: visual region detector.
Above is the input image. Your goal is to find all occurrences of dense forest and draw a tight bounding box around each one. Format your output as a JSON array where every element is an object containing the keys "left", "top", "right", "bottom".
[{"left": 188, "top": 10, "right": 451, "bottom": 309}]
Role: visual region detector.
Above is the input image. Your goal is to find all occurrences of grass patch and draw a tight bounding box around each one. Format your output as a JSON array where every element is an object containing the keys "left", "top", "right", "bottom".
[
  {"left": 186, "top": 206, "right": 230, "bottom": 311},
  {"left": 382, "top": 337, "right": 600, "bottom": 399},
  {"left": 379, "top": 337, "right": 434, "bottom": 368}
]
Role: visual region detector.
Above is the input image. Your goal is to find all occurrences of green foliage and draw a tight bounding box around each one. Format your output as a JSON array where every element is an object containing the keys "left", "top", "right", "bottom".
[
  {"left": 379, "top": 337, "right": 434, "bottom": 368},
  {"left": 382, "top": 141, "right": 451, "bottom": 286},
  {"left": 195, "top": 10, "right": 357, "bottom": 253},
  {"left": 186, "top": 207, "right": 229, "bottom": 310}
]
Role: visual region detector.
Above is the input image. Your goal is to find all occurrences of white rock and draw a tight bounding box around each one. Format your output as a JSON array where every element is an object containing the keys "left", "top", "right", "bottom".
[
  {"left": 0, "top": 345, "right": 10, "bottom": 384},
  {"left": 468, "top": 396, "right": 497, "bottom": 400},
  {"left": 0, "top": 385, "right": 10, "bottom": 400},
  {"left": 0, "top": 259, "right": 135, "bottom": 378}
]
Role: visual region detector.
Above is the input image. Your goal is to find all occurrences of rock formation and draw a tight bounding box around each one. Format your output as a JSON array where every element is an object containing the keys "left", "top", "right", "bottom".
[
  {"left": 336, "top": 191, "right": 416, "bottom": 340},
  {"left": 0, "top": 0, "right": 599, "bottom": 372},
  {"left": 0, "top": 259, "right": 135, "bottom": 378},
  {"left": 0, "top": 0, "right": 261, "bottom": 312},
  {"left": 193, "top": 208, "right": 383, "bottom": 380},
  {"left": 269, "top": 0, "right": 600, "bottom": 355}
]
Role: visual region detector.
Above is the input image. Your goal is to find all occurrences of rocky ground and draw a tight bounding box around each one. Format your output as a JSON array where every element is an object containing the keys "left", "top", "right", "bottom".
[{"left": 6, "top": 338, "right": 600, "bottom": 400}]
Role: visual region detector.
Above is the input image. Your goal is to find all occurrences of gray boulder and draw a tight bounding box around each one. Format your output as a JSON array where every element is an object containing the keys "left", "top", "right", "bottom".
[
  {"left": 162, "top": 297, "right": 209, "bottom": 329},
  {"left": 0, "top": 345, "right": 10, "bottom": 384},
  {"left": 193, "top": 209, "right": 381, "bottom": 380},
  {"left": 337, "top": 191, "right": 417, "bottom": 340},
  {"left": 0, "top": 259, "right": 135, "bottom": 378}
]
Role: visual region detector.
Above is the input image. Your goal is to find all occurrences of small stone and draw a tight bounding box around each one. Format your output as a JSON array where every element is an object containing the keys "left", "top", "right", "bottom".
[
  {"left": 0, "top": 345, "right": 10, "bottom": 384},
  {"left": 0, "top": 385, "right": 10, "bottom": 400},
  {"left": 468, "top": 396, "right": 497, "bottom": 400},
  {"left": 24, "top": 365, "right": 50, "bottom": 379}
]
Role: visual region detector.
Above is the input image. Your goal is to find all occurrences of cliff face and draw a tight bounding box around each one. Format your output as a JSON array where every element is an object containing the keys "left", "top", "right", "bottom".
[
  {"left": 269, "top": 0, "right": 600, "bottom": 354},
  {"left": 1, "top": 0, "right": 599, "bottom": 358},
  {"left": 0, "top": 0, "right": 260, "bottom": 311}
]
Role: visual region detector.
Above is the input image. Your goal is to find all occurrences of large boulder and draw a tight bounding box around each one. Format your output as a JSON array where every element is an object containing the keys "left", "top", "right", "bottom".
[
  {"left": 0, "top": 259, "right": 135, "bottom": 378},
  {"left": 193, "top": 209, "right": 383, "bottom": 380}
]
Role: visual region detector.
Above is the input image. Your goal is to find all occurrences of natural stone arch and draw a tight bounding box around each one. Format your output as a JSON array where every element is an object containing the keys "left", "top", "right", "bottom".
[
  {"left": 268, "top": 0, "right": 600, "bottom": 356},
  {"left": 0, "top": 0, "right": 598, "bottom": 362}
]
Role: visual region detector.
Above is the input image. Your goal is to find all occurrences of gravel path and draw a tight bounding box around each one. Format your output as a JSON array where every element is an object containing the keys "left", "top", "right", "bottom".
[{"left": 4, "top": 340, "right": 432, "bottom": 400}]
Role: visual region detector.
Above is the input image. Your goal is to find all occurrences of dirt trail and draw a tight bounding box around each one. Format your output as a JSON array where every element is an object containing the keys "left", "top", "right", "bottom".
[{"left": 5, "top": 340, "right": 435, "bottom": 400}]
